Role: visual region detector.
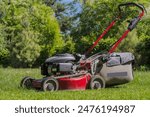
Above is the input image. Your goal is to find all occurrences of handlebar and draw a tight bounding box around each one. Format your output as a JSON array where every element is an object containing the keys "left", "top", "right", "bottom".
[
  {"left": 117, "top": 2, "right": 146, "bottom": 31},
  {"left": 118, "top": 2, "right": 147, "bottom": 16},
  {"left": 84, "top": 2, "right": 146, "bottom": 55}
]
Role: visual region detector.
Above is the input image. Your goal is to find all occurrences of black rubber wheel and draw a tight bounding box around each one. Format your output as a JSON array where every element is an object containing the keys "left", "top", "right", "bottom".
[
  {"left": 20, "top": 76, "right": 33, "bottom": 89},
  {"left": 42, "top": 78, "right": 59, "bottom": 91},
  {"left": 89, "top": 75, "right": 105, "bottom": 89}
]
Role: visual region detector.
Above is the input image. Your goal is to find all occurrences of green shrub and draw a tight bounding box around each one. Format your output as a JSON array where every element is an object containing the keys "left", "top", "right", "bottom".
[{"left": 0, "top": 0, "right": 64, "bottom": 67}]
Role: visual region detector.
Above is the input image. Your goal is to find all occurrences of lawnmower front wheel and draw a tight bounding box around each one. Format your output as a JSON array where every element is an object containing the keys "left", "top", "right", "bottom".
[
  {"left": 20, "top": 76, "right": 33, "bottom": 89},
  {"left": 42, "top": 78, "right": 59, "bottom": 92},
  {"left": 89, "top": 75, "right": 105, "bottom": 89}
]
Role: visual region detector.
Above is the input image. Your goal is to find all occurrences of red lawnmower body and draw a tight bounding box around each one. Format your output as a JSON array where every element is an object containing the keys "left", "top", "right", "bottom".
[
  {"left": 31, "top": 73, "right": 91, "bottom": 90},
  {"left": 58, "top": 74, "right": 91, "bottom": 90},
  {"left": 20, "top": 3, "right": 146, "bottom": 91}
]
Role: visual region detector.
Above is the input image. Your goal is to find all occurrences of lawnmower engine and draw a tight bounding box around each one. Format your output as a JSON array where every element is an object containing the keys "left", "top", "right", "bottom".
[{"left": 41, "top": 53, "right": 76, "bottom": 76}]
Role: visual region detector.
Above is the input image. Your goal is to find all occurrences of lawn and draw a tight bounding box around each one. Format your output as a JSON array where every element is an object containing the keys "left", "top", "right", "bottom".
[{"left": 0, "top": 68, "right": 150, "bottom": 100}]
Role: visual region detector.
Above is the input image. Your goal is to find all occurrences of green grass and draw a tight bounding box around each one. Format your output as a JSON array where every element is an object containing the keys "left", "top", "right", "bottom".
[{"left": 0, "top": 68, "right": 150, "bottom": 100}]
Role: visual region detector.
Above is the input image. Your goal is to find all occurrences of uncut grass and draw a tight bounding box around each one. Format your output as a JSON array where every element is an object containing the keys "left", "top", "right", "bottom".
[{"left": 0, "top": 68, "right": 150, "bottom": 100}]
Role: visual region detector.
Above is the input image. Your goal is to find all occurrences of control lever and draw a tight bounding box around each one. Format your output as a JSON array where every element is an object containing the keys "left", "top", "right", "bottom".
[{"left": 101, "top": 54, "right": 110, "bottom": 63}]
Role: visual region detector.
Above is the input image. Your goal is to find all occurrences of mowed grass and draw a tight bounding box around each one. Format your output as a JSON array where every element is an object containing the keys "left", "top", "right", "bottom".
[{"left": 0, "top": 68, "right": 150, "bottom": 100}]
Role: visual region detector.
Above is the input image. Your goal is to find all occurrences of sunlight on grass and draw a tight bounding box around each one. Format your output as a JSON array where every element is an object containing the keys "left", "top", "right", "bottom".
[{"left": 0, "top": 68, "right": 150, "bottom": 100}]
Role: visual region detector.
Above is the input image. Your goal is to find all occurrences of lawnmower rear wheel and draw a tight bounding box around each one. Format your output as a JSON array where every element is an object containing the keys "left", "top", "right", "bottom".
[
  {"left": 89, "top": 75, "right": 105, "bottom": 89},
  {"left": 42, "top": 78, "right": 59, "bottom": 92},
  {"left": 20, "top": 76, "right": 33, "bottom": 89}
]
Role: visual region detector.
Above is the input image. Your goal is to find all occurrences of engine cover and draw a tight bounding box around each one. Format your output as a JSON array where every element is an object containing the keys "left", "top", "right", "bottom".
[{"left": 45, "top": 53, "right": 75, "bottom": 63}]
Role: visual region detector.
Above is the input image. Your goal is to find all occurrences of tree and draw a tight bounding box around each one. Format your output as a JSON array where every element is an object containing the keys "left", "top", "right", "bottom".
[
  {"left": 0, "top": 0, "right": 64, "bottom": 67},
  {"left": 0, "top": 24, "right": 9, "bottom": 66},
  {"left": 136, "top": 35, "right": 150, "bottom": 67},
  {"left": 135, "top": 5, "right": 150, "bottom": 67},
  {"left": 0, "top": 0, "right": 149, "bottom": 68},
  {"left": 42, "top": 0, "right": 78, "bottom": 54},
  {"left": 43, "top": 0, "right": 80, "bottom": 35}
]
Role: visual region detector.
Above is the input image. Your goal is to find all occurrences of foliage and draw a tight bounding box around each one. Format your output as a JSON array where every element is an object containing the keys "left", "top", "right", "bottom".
[
  {"left": 116, "top": 25, "right": 139, "bottom": 53},
  {"left": 61, "top": 36, "right": 75, "bottom": 53},
  {"left": 135, "top": 4, "right": 150, "bottom": 67},
  {"left": 0, "top": 0, "right": 150, "bottom": 67},
  {"left": 0, "top": 0, "right": 64, "bottom": 67},
  {"left": 43, "top": 0, "right": 80, "bottom": 35},
  {"left": 0, "top": 24, "right": 9, "bottom": 66},
  {"left": 73, "top": 0, "right": 142, "bottom": 51},
  {"left": 136, "top": 35, "right": 150, "bottom": 66}
]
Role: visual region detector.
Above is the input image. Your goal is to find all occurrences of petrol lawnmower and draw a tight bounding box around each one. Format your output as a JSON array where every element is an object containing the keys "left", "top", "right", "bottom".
[{"left": 20, "top": 3, "right": 146, "bottom": 91}]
